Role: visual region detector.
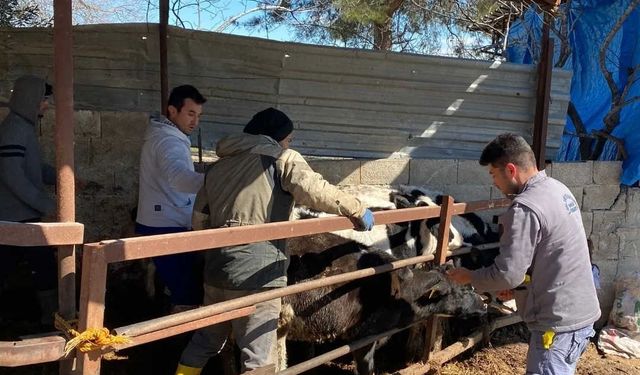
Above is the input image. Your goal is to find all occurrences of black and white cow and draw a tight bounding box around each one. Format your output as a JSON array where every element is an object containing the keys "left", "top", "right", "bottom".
[
  {"left": 390, "top": 185, "right": 500, "bottom": 269},
  {"left": 289, "top": 184, "right": 499, "bottom": 262},
  {"left": 279, "top": 249, "right": 486, "bottom": 374}
]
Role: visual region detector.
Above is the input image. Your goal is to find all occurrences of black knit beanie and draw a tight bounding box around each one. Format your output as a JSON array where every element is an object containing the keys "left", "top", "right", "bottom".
[{"left": 243, "top": 107, "right": 293, "bottom": 142}]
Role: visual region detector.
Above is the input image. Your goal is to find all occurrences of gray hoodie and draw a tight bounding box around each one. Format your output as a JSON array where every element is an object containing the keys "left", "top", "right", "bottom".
[{"left": 0, "top": 76, "right": 55, "bottom": 221}]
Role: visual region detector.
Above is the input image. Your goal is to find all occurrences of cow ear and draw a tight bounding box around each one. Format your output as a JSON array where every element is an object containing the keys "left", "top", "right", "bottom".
[
  {"left": 390, "top": 268, "right": 413, "bottom": 297},
  {"left": 416, "top": 283, "right": 445, "bottom": 306},
  {"left": 397, "top": 267, "right": 413, "bottom": 282},
  {"left": 392, "top": 194, "right": 413, "bottom": 209},
  {"left": 423, "top": 280, "right": 451, "bottom": 301}
]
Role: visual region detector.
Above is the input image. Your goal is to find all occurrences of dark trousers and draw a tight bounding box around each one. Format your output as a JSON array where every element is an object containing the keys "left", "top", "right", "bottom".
[
  {"left": 0, "top": 244, "right": 57, "bottom": 291},
  {"left": 135, "top": 223, "right": 203, "bottom": 306},
  {"left": 0, "top": 217, "right": 57, "bottom": 292}
]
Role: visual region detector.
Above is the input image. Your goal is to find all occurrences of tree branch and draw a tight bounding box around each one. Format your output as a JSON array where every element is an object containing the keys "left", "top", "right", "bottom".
[{"left": 599, "top": 0, "right": 640, "bottom": 101}]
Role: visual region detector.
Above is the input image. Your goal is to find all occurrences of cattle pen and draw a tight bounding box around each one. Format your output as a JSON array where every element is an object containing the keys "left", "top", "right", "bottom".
[
  {"left": 0, "top": 0, "right": 557, "bottom": 371},
  {"left": 0, "top": 195, "right": 518, "bottom": 374}
]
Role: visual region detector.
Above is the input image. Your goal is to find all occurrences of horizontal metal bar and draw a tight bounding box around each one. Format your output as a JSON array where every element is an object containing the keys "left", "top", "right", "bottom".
[
  {"left": 115, "top": 252, "right": 436, "bottom": 337},
  {"left": 451, "top": 198, "right": 510, "bottom": 215},
  {"left": 278, "top": 322, "right": 420, "bottom": 375},
  {"left": 115, "top": 243, "right": 500, "bottom": 340},
  {"left": 0, "top": 221, "right": 84, "bottom": 246},
  {"left": 114, "top": 243, "right": 500, "bottom": 338},
  {"left": 116, "top": 306, "right": 256, "bottom": 350},
  {"left": 279, "top": 311, "right": 520, "bottom": 375},
  {"left": 0, "top": 335, "right": 66, "bottom": 367},
  {"left": 87, "top": 199, "right": 510, "bottom": 264},
  {"left": 396, "top": 313, "right": 522, "bottom": 374}
]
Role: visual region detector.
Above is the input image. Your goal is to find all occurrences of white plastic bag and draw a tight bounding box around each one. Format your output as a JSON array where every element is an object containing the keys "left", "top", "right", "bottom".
[
  {"left": 597, "top": 271, "right": 640, "bottom": 358},
  {"left": 609, "top": 271, "right": 640, "bottom": 332},
  {"left": 598, "top": 326, "right": 640, "bottom": 358}
]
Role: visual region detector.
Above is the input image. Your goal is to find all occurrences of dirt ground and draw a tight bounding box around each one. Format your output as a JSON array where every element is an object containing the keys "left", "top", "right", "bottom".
[
  {"left": 435, "top": 324, "right": 640, "bottom": 375},
  {"left": 436, "top": 342, "right": 640, "bottom": 375}
]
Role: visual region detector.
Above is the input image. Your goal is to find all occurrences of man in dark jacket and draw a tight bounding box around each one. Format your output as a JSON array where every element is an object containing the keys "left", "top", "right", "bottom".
[
  {"left": 175, "top": 108, "right": 375, "bottom": 375},
  {"left": 0, "top": 75, "right": 57, "bottom": 326},
  {"left": 447, "top": 133, "right": 600, "bottom": 375}
]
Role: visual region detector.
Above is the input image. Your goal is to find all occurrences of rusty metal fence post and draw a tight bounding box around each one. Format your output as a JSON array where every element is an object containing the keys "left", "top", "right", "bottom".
[
  {"left": 424, "top": 195, "right": 454, "bottom": 361},
  {"left": 76, "top": 245, "right": 108, "bottom": 374},
  {"left": 53, "top": 0, "right": 77, "bottom": 372}
]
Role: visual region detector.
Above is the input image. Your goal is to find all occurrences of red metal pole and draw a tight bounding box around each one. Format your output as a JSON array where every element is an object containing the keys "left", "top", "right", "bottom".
[
  {"left": 532, "top": 12, "right": 555, "bottom": 170},
  {"left": 53, "top": 0, "right": 76, "bottom": 373},
  {"left": 77, "top": 247, "right": 108, "bottom": 374},
  {"left": 159, "top": 0, "right": 169, "bottom": 114}
]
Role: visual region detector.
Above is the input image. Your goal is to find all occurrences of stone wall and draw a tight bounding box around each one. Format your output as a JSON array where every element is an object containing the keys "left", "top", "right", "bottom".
[{"left": 1, "top": 107, "right": 631, "bottom": 322}]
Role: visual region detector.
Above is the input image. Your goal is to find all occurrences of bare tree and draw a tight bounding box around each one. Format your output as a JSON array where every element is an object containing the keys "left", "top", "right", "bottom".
[
  {"left": 166, "top": 0, "right": 500, "bottom": 57},
  {"left": 565, "top": 0, "right": 639, "bottom": 160},
  {"left": 27, "top": 0, "right": 145, "bottom": 25},
  {"left": 1, "top": 0, "right": 51, "bottom": 27},
  {"left": 588, "top": 0, "right": 640, "bottom": 160}
]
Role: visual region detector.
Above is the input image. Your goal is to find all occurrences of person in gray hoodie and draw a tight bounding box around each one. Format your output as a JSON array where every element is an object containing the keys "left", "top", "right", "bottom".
[
  {"left": 135, "top": 85, "right": 207, "bottom": 312},
  {"left": 0, "top": 75, "right": 58, "bottom": 326},
  {"left": 447, "top": 133, "right": 600, "bottom": 375}
]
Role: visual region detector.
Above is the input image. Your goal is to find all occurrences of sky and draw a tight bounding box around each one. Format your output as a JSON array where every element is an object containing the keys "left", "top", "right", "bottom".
[
  {"left": 146, "top": 0, "right": 292, "bottom": 41},
  {"left": 32, "top": 0, "right": 488, "bottom": 57}
]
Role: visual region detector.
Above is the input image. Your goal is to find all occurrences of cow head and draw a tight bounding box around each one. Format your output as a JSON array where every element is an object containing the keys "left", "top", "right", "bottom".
[
  {"left": 401, "top": 266, "right": 487, "bottom": 318},
  {"left": 357, "top": 252, "right": 486, "bottom": 319}
]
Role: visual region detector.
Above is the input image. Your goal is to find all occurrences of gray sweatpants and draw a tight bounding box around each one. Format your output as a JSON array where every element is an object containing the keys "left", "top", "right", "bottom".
[
  {"left": 179, "top": 285, "right": 281, "bottom": 372},
  {"left": 525, "top": 325, "right": 595, "bottom": 375}
]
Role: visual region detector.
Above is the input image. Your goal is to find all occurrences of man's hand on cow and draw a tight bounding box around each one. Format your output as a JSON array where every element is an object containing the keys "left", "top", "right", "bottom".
[
  {"left": 446, "top": 267, "right": 473, "bottom": 285},
  {"left": 351, "top": 209, "right": 375, "bottom": 231}
]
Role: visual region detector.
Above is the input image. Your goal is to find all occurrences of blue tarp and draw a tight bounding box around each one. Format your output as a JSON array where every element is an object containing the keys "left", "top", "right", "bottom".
[{"left": 506, "top": 0, "right": 640, "bottom": 185}]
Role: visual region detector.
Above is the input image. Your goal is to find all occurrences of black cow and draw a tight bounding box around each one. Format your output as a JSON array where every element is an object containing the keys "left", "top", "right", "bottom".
[{"left": 278, "top": 249, "right": 486, "bottom": 374}]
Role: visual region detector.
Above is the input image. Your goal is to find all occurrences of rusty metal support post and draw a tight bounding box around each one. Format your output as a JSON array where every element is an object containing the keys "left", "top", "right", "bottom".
[
  {"left": 159, "top": 0, "right": 169, "bottom": 115},
  {"left": 53, "top": 0, "right": 76, "bottom": 373},
  {"left": 532, "top": 12, "right": 555, "bottom": 171},
  {"left": 77, "top": 246, "right": 108, "bottom": 374},
  {"left": 423, "top": 196, "right": 454, "bottom": 361}
]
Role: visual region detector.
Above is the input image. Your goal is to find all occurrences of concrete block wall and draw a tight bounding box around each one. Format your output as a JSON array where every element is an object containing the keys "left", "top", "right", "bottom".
[{"left": 1, "top": 107, "right": 633, "bottom": 321}]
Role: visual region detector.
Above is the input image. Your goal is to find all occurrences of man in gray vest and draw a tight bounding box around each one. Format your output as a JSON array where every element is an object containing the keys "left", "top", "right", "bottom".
[{"left": 447, "top": 133, "right": 600, "bottom": 375}]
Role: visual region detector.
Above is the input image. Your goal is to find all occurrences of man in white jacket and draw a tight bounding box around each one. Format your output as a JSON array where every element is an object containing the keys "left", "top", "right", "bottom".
[{"left": 135, "top": 85, "right": 206, "bottom": 311}]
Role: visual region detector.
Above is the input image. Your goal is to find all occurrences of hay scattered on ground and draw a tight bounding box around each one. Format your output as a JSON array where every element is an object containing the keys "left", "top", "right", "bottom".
[{"left": 435, "top": 324, "right": 640, "bottom": 375}]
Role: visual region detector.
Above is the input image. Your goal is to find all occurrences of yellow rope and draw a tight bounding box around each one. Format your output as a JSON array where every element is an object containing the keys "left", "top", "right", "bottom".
[{"left": 54, "top": 313, "right": 131, "bottom": 358}]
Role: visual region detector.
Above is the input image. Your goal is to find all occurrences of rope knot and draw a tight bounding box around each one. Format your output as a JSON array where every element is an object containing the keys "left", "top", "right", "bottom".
[{"left": 54, "top": 313, "right": 131, "bottom": 359}]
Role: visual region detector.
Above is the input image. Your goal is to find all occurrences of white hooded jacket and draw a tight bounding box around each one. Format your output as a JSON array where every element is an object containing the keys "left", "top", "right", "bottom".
[{"left": 136, "top": 114, "right": 204, "bottom": 228}]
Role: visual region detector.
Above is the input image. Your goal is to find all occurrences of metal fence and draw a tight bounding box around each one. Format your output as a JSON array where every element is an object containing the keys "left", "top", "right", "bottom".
[{"left": 0, "top": 197, "right": 513, "bottom": 374}]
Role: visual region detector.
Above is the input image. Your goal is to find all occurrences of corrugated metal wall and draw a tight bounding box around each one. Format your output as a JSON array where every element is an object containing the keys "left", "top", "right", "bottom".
[{"left": 0, "top": 24, "right": 571, "bottom": 159}]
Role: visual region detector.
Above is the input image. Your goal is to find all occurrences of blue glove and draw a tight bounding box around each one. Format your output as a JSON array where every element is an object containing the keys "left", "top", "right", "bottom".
[{"left": 352, "top": 209, "right": 375, "bottom": 231}]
